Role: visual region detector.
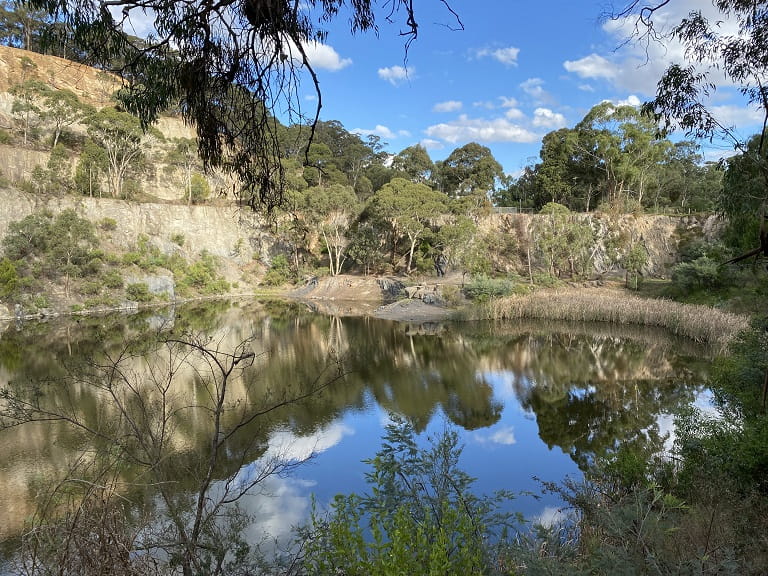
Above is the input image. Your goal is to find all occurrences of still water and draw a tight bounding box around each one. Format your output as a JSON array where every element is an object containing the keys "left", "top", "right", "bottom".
[{"left": 0, "top": 299, "right": 712, "bottom": 555}]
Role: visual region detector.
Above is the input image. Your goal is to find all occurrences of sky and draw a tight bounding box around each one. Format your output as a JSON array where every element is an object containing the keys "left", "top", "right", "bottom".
[{"left": 289, "top": 0, "right": 765, "bottom": 176}]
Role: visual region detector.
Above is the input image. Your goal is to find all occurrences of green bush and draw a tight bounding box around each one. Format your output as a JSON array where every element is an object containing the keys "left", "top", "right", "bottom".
[
  {"left": 99, "top": 218, "right": 117, "bottom": 231},
  {"left": 463, "top": 275, "right": 515, "bottom": 301},
  {"left": 171, "top": 232, "right": 185, "bottom": 247},
  {"left": 671, "top": 257, "right": 722, "bottom": 292},
  {"left": 102, "top": 270, "right": 123, "bottom": 289},
  {"left": 0, "top": 258, "right": 20, "bottom": 300},
  {"left": 125, "top": 282, "right": 152, "bottom": 302},
  {"left": 262, "top": 254, "right": 292, "bottom": 286}
]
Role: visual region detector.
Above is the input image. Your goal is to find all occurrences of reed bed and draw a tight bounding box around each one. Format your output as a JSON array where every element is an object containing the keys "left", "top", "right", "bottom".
[{"left": 475, "top": 288, "right": 750, "bottom": 350}]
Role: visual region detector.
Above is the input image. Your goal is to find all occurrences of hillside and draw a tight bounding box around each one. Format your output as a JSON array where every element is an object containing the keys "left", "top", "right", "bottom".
[{"left": 0, "top": 47, "right": 731, "bottom": 322}]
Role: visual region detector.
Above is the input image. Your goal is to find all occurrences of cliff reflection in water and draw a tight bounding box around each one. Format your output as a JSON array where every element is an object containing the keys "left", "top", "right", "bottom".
[{"left": 0, "top": 300, "right": 711, "bottom": 545}]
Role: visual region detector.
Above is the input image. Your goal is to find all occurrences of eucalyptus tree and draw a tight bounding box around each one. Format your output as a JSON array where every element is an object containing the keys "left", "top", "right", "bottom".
[
  {"left": 620, "top": 0, "right": 768, "bottom": 252},
  {"left": 304, "top": 183, "right": 361, "bottom": 276},
  {"left": 367, "top": 177, "right": 448, "bottom": 273},
  {"left": 436, "top": 142, "right": 504, "bottom": 198},
  {"left": 391, "top": 144, "right": 435, "bottom": 185},
  {"left": 575, "top": 102, "right": 667, "bottom": 209},
  {"left": 86, "top": 107, "right": 150, "bottom": 198},
  {"left": 39, "top": 87, "right": 92, "bottom": 149}
]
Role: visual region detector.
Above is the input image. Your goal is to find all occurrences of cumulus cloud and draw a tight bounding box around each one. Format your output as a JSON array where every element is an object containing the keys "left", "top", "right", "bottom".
[
  {"left": 425, "top": 115, "right": 539, "bottom": 144},
  {"left": 420, "top": 138, "right": 445, "bottom": 150},
  {"left": 378, "top": 65, "right": 414, "bottom": 85},
  {"left": 477, "top": 46, "right": 521, "bottom": 66},
  {"left": 505, "top": 108, "right": 525, "bottom": 120},
  {"left": 563, "top": 53, "right": 617, "bottom": 80},
  {"left": 352, "top": 125, "right": 409, "bottom": 139},
  {"left": 519, "top": 78, "right": 553, "bottom": 104},
  {"left": 302, "top": 41, "right": 352, "bottom": 71},
  {"left": 533, "top": 107, "right": 567, "bottom": 129},
  {"left": 433, "top": 100, "right": 463, "bottom": 113},
  {"left": 264, "top": 422, "right": 354, "bottom": 463},
  {"left": 614, "top": 94, "right": 642, "bottom": 107},
  {"left": 474, "top": 426, "right": 517, "bottom": 446}
]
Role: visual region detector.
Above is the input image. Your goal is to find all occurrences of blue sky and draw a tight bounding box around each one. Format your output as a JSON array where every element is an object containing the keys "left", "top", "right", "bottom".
[{"left": 292, "top": 0, "right": 764, "bottom": 176}]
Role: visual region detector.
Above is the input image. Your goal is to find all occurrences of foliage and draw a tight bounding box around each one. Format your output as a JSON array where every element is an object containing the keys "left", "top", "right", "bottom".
[
  {"left": 436, "top": 142, "right": 503, "bottom": 197},
  {"left": 0, "top": 257, "right": 20, "bottom": 300},
  {"left": 125, "top": 282, "right": 152, "bottom": 302},
  {"left": 262, "top": 254, "right": 293, "bottom": 286},
  {"left": 462, "top": 276, "right": 516, "bottom": 302},
  {"left": 301, "top": 418, "right": 513, "bottom": 575},
  {"left": 189, "top": 173, "right": 210, "bottom": 204},
  {"left": 532, "top": 204, "right": 595, "bottom": 279},
  {"left": 20, "top": 0, "right": 458, "bottom": 208}
]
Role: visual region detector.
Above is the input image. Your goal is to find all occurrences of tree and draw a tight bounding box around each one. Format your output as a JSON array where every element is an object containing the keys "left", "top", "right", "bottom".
[
  {"left": 436, "top": 142, "right": 503, "bottom": 197},
  {"left": 74, "top": 138, "right": 108, "bottom": 197},
  {"left": 622, "top": 0, "right": 768, "bottom": 249},
  {"left": 86, "top": 108, "right": 147, "bottom": 198},
  {"left": 367, "top": 178, "right": 448, "bottom": 273},
  {"left": 302, "top": 418, "right": 510, "bottom": 575},
  {"left": 10, "top": 77, "right": 46, "bottom": 146},
  {"left": 22, "top": 0, "right": 461, "bottom": 209},
  {"left": 39, "top": 88, "right": 91, "bottom": 149},
  {"left": 391, "top": 144, "right": 435, "bottom": 184},
  {"left": 304, "top": 184, "right": 361, "bottom": 275}
]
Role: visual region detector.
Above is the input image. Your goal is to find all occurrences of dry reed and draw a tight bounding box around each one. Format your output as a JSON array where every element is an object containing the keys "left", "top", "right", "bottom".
[{"left": 474, "top": 288, "right": 750, "bottom": 350}]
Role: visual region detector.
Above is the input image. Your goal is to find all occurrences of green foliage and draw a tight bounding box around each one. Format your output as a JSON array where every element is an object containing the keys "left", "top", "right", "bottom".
[
  {"left": 99, "top": 217, "right": 117, "bottom": 231},
  {"left": 189, "top": 173, "right": 210, "bottom": 203},
  {"left": 178, "top": 251, "right": 230, "bottom": 295},
  {"left": 101, "top": 270, "right": 123, "bottom": 289},
  {"left": 463, "top": 276, "right": 515, "bottom": 302},
  {"left": 125, "top": 282, "right": 152, "bottom": 302},
  {"left": 302, "top": 418, "right": 510, "bottom": 575},
  {"left": 670, "top": 257, "right": 723, "bottom": 293},
  {"left": 0, "top": 128, "right": 12, "bottom": 144},
  {"left": 0, "top": 258, "right": 20, "bottom": 300},
  {"left": 171, "top": 232, "right": 185, "bottom": 247},
  {"left": 262, "top": 254, "right": 293, "bottom": 286}
]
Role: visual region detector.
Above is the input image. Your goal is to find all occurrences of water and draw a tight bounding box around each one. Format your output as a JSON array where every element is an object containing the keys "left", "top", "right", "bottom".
[{"left": 0, "top": 299, "right": 712, "bottom": 559}]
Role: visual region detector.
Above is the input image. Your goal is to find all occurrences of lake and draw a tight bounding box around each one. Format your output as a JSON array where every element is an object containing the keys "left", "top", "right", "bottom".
[{"left": 0, "top": 298, "right": 713, "bottom": 563}]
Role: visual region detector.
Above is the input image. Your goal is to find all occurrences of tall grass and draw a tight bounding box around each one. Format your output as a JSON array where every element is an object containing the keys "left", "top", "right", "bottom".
[{"left": 472, "top": 288, "right": 749, "bottom": 349}]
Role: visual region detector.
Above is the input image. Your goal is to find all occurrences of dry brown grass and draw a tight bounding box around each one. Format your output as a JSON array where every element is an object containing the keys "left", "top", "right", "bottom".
[{"left": 472, "top": 288, "right": 750, "bottom": 350}]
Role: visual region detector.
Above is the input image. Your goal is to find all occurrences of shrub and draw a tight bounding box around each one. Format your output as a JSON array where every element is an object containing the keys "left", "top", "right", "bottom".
[
  {"left": 99, "top": 218, "right": 117, "bottom": 231},
  {"left": 0, "top": 258, "right": 20, "bottom": 300},
  {"left": 262, "top": 254, "right": 292, "bottom": 286},
  {"left": 102, "top": 270, "right": 123, "bottom": 289},
  {"left": 463, "top": 275, "right": 515, "bottom": 301},
  {"left": 671, "top": 257, "right": 722, "bottom": 292},
  {"left": 125, "top": 282, "right": 152, "bottom": 302},
  {"left": 171, "top": 233, "right": 185, "bottom": 247}
]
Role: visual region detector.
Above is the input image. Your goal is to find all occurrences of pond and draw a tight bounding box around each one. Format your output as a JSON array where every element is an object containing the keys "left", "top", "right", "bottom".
[{"left": 0, "top": 299, "right": 713, "bottom": 563}]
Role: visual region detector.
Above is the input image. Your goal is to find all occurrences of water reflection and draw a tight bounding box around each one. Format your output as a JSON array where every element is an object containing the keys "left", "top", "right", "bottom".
[{"left": 0, "top": 299, "right": 712, "bottom": 553}]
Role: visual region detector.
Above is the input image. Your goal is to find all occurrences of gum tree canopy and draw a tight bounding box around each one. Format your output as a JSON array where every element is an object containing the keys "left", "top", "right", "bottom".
[
  {"left": 617, "top": 0, "right": 768, "bottom": 256},
  {"left": 23, "top": 0, "right": 460, "bottom": 209}
]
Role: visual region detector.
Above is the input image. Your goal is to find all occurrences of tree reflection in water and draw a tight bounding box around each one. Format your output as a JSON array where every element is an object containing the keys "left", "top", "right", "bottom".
[{"left": 0, "top": 300, "right": 711, "bottom": 569}]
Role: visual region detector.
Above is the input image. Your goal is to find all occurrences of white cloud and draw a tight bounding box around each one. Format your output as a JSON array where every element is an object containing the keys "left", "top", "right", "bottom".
[
  {"left": 499, "top": 96, "right": 520, "bottom": 108},
  {"left": 534, "top": 506, "right": 570, "bottom": 528},
  {"left": 615, "top": 94, "right": 642, "bottom": 107},
  {"left": 474, "top": 426, "right": 517, "bottom": 446},
  {"left": 378, "top": 65, "right": 414, "bottom": 85},
  {"left": 519, "top": 78, "right": 553, "bottom": 104},
  {"left": 352, "top": 125, "right": 407, "bottom": 139},
  {"left": 477, "top": 46, "right": 521, "bottom": 66},
  {"left": 302, "top": 41, "right": 352, "bottom": 71},
  {"left": 578, "top": 84, "right": 595, "bottom": 92},
  {"left": 505, "top": 108, "right": 525, "bottom": 120},
  {"left": 533, "top": 107, "right": 567, "bottom": 129},
  {"left": 425, "top": 115, "right": 539, "bottom": 144},
  {"left": 264, "top": 422, "right": 353, "bottom": 463},
  {"left": 563, "top": 53, "right": 617, "bottom": 80},
  {"left": 433, "top": 100, "right": 463, "bottom": 113},
  {"left": 420, "top": 138, "right": 445, "bottom": 150}
]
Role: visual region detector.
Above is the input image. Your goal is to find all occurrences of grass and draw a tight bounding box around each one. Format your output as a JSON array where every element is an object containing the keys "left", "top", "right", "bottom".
[{"left": 471, "top": 287, "right": 750, "bottom": 350}]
